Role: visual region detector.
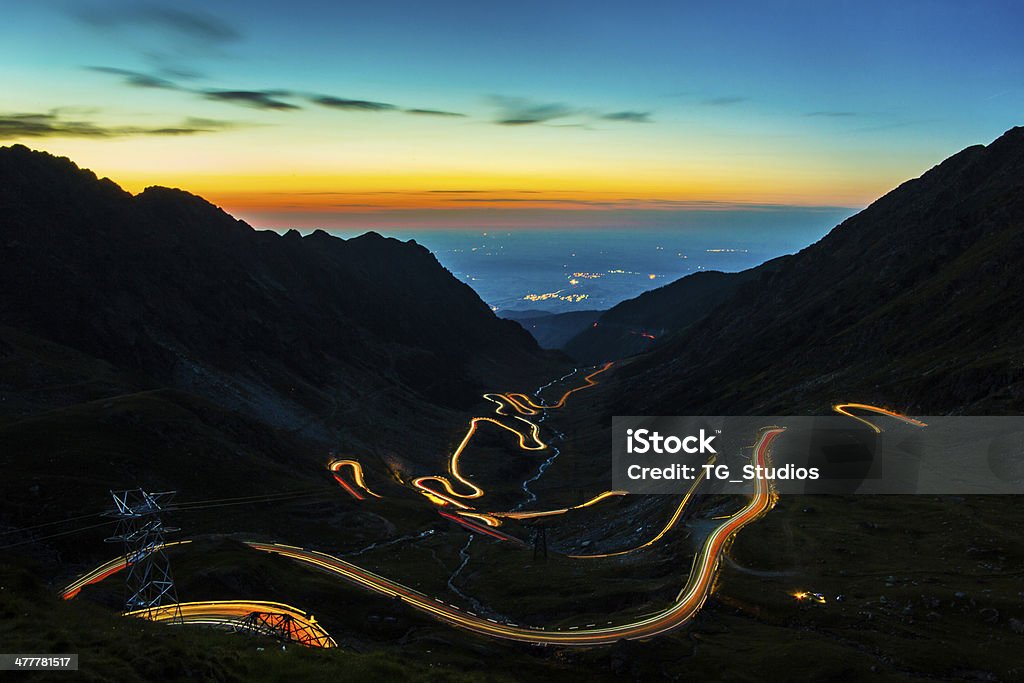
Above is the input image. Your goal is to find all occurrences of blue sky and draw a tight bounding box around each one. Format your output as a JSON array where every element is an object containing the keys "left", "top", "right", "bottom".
[{"left": 1, "top": 0, "right": 1021, "bottom": 228}]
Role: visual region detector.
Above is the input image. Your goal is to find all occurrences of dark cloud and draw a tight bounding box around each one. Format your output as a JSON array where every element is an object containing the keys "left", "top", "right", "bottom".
[
  {"left": 150, "top": 117, "right": 244, "bottom": 134},
  {"left": 600, "top": 111, "right": 652, "bottom": 123},
  {"left": 489, "top": 96, "right": 576, "bottom": 125},
  {"left": 74, "top": 4, "right": 239, "bottom": 45},
  {"left": 703, "top": 96, "right": 748, "bottom": 106},
  {"left": 488, "top": 96, "right": 653, "bottom": 126},
  {"left": 310, "top": 96, "right": 397, "bottom": 111},
  {"left": 441, "top": 197, "right": 851, "bottom": 210},
  {"left": 154, "top": 65, "right": 204, "bottom": 80},
  {"left": 86, "top": 66, "right": 179, "bottom": 89},
  {"left": 88, "top": 67, "right": 299, "bottom": 111},
  {"left": 0, "top": 112, "right": 240, "bottom": 139},
  {"left": 404, "top": 108, "right": 466, "bottom": 117},
  {"left": 87, "top": 67, "right": 466, "bottom": 117},
  {"left": 805, "top": 111, "right": 859, "bottom": 117},
  {"left": 0, "top": 113, "right": 108, "bottom": 139},
  {"left": 202, "top": 90, "right": 300, "bottom": 110}
]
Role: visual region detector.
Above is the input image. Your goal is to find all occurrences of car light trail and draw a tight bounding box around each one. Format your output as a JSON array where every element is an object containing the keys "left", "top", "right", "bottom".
[
  {"left": 489, "top": 489, "right": 628, "bottom": 520},
  {"left": 328, "top": 459, "right": 381, "bottom": 499},
  {"left": 124, "top": 600, "right": 337, "bottom": 648},
  {"left": 567, "top": 459, "right": 711, "bottom": 559},
  {"left": 832, "top": 403, "right": 928, "bottom": 433},
  {"left": 412, "top": 414, "right": 546, "bottom": 504},
  {"left": 453, "top": 511, "right": 503, "bottom": 527},
  {"left": 501, "top": 362, "right": 612, "bottom": 414},
  {"left": 437, "top": 511, "right": 522, "bottom": 543},
  {"left": 247, "top": 427, "right": 785, "bottom": 645},
  {"left": 61, "top": 540, "right": 193, "bottom": 600},
  {"left": 410, "top": 363, "right": 612, "bottom": 510},
  {"left": 67, "top": 397, "right": 926, "bottom": 647}
]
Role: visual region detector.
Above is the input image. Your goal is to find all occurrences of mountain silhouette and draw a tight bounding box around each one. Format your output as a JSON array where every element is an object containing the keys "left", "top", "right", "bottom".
[
  {"left": 612, "top": 126, "right": 1024, "bottom": 415},
  {"left": 0, "top": 144, "right": 548, "bottom": 423},
  {"left": 0, "top": 145, "right": 565, "bottom": 535},
  {"left": 562, "top": 268, "right": 763, "bottom": 363}
]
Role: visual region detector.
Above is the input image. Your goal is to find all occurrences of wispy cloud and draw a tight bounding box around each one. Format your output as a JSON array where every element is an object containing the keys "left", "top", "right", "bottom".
[
  {"left": 86, "top": 66, "right": 178, "bottom": 89},
  {"left": 404, "top": 108, "right": 466, "bottom": 117},
  {"left": 702, "top": 96, "right": 748, "bottom": 106},
  {"left": 488, "top": 96, "right": 653, "bottom": 126},
  {"left": 87, "top": 66, "right": 303, "bottom": 110},
  {"left": 438, "top": 196, "right": 854, "bottom": 211},
  {"left": 600, "top": 111, "right": 651, "bottom": 123},
  {"left": 309, "top": 96, "right": 397, "bottom": 111},
  {"left": 71, "top": 3, "right": 241, "bottom": 77},
  {"left": 72, "top": 4, "right": 240, "bottom": 46},
  {"left": 489, "top": 96, "right": 576, "bottom": 125},
  {"left": 201, "top": 90, "right": 300, "bottom": 110},
  {"left": 86, "top": 66, "right": 468, "bottom": 117},
  {"left": 0, "top": 111, "right": 241, "bottom": 139}
]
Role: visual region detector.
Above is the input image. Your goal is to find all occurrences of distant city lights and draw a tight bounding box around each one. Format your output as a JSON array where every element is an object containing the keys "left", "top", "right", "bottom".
[{"left": 522, "top": 291, "right": 590, "bottom": 303}]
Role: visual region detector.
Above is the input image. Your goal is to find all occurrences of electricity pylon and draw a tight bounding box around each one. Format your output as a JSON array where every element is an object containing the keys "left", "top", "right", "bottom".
[{"left": 104, "top": 489, "right": 181, "bottom": 622}]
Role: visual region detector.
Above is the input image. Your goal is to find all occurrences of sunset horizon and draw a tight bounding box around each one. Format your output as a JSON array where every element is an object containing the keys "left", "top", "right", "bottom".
[{"left": 4, "top": 1, "right": 1021, "bottom": 230}]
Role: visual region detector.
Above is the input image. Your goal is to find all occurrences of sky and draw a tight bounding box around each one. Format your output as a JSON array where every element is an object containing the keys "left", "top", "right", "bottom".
[{"left": 1, "top": 0, "right": 1022, "bottom": 230}]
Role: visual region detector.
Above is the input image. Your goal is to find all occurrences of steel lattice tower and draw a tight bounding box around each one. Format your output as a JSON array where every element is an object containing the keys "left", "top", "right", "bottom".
[{"left": 104, "top": 489, "right": 182, "bottom": 622}]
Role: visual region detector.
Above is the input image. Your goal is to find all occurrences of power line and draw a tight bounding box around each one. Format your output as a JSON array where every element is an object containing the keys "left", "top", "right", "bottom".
[
  {"left": 0, "top": 511, "right": 105, "bottom": 536},
  {"left": 1, "top": 488, "right": 338, "bottom": 549},
  {"left": 0, "top": 520, "right": 116, "bottom": 550},
  {"left": 172, "top": 488, "right": 328, "bottom": 508},
  {"left": 170, "top": 492, "right": 337, "bottom": 513}
]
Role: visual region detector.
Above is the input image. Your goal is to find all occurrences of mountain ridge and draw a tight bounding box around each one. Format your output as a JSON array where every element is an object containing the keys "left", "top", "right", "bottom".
[
  {"left": 0, "top": 145, "right": 547, "bottom": 414},
  {"left": 612, "top": 125, "right": 1024, "bottom": 415}
]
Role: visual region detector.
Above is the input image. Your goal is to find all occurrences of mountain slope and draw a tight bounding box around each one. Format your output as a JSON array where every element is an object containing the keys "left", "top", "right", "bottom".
[
  {"left": 614, "top": 126, "right": 1024, "bottom": 415},
  {"left": 501, "top": 309, "right": 603, "bottom": 349},
  {"left": 0, "top": 144, "right": 549, "bottom": 421},
  {"left": 562, "top": 268, "right": 763, "bottom": 363},
  {"left": 0, "top": 145, "right": 561, "bottom": 551}
]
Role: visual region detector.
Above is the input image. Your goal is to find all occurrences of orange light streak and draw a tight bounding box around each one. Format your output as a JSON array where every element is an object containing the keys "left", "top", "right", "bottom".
[{"left": 832, "top": 403, "right": 928, "bottom": 433}]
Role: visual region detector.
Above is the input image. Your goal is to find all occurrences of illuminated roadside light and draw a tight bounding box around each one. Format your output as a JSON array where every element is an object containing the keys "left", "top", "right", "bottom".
[
  {"left": 791, "top": 591, "right": 826, "bottom": 604},
  {"left": 648, "top": 274, "right": 657, "bottom": 280}
]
